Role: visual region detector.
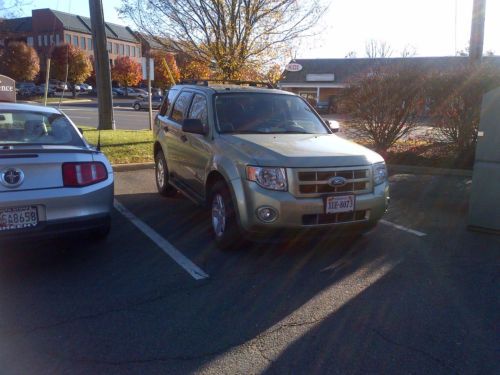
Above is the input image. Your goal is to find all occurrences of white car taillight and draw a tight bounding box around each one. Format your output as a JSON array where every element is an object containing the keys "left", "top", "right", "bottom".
[{"left": 62, "top": 162, "right": 108, "bottom": 187}]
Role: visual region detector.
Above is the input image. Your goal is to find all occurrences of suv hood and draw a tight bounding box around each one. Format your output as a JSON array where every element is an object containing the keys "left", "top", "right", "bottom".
[{"left": 222, "top": 134, "right": 384, "bottom": 167}]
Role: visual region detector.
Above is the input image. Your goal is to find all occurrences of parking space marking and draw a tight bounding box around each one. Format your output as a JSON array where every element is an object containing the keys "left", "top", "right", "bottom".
[
  {"left": 379, "top": 219, "right": 427, "bottom": 237},
  {"left": 113, "top": 199, "right": 209, "bottom": 280}
]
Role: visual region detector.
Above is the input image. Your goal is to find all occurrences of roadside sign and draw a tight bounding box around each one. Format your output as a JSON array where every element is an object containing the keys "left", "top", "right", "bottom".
[
  {"left": 285, "top": 63, "right": 303, "bottom": 72},
  {"left": 141, "top": 57, "right": 154, "bottom": 81},
  {"left": 0, "top": 75, "right": 16, "bottom": 102}
]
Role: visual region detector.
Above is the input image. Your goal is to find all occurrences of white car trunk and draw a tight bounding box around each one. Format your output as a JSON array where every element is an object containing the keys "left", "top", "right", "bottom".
[{"left": 0, "top": 149, "right": 94, "bottom": 192}]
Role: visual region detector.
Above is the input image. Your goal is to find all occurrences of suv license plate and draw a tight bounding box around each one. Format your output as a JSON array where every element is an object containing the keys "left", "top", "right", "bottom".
[
  {"left": 0, "top": 206, "right": 38, "bottom": 231},
  {"left": 325, "top": 195, "right": 355, "bottom": 214}
]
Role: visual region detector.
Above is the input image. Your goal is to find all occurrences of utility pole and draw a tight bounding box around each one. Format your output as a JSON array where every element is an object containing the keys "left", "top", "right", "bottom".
[
  {"left": 469, "top": 0, "right": 487, "bottom": 65},
  {"left": 43, "top": 58, "right": 50, "bottom": 106},
  {"left": 146, "top": 51, "right": 153, "bottom": 131},
  {"left": 89, "top": 0, "right": 115, "bottom": 130}
]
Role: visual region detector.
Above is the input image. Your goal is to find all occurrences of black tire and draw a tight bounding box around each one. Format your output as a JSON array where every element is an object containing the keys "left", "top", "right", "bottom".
[
  {"left": 209, "top": 181, "right": 242, "bottom": 251},
  {"left": 155, "top": 151, "right": 177, "bottom": 197},
  {"left": 133, "top": 103, "right": 141, "bottom": 111}
]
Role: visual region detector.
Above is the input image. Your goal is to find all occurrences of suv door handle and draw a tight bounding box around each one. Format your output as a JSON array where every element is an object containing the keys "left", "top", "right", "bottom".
[{"left": 180, "top": 135, "right": 188, "bottom": 143}]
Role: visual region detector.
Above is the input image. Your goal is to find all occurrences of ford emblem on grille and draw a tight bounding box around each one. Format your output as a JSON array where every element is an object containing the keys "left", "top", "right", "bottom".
[
  {"left": 0, "top": 168, "right": 24, "bottom": 188},
  {"left": 328, "top": 176, "right": 347, "bottom": 187}
]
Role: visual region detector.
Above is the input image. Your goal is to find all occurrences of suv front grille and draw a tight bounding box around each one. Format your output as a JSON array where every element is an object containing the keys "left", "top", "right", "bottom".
[
  {"left": 302, "top": 210, "right": 369, "bottom": 225},
  {"left": 292, "top": 167, "right": 372, "bottom": 197}
]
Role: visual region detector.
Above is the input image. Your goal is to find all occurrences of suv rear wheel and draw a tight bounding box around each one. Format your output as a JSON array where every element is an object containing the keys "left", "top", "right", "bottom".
[
  {"left": 210, "top": 181, "right": 241, "bottom": 250},
  {"left": 155, "top": 151, "right": 177, "bottom": 197}
]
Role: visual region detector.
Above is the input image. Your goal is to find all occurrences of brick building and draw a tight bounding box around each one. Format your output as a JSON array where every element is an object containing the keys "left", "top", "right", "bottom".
[{"left": 0, "top": 8, "right": 142, "bottom": 72}]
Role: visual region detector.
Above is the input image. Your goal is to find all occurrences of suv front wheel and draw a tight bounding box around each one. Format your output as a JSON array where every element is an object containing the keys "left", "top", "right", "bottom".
[
  {"left": 210, "top": 181, "right": 241, "bottom": 250},
  {"left": 155, "top": 151, "right": 177, "bottom": 197}
]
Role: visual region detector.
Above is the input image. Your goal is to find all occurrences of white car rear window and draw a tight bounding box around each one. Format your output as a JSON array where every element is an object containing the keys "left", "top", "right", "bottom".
[{"left": 0, "top": 110, "right": 84, "bottom": 146}]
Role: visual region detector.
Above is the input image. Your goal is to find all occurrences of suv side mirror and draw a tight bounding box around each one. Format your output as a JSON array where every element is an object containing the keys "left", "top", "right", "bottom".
[
  {"left": 324, "top": 119, "right": 340, "bottom": 133},
  {"left": 182, "top": 118, "right": 207, "bottom": 135}
]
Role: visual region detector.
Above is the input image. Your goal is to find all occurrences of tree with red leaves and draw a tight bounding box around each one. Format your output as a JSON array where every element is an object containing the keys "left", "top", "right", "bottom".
[
  {"left": 111, "top": 56, "right": 142, "bottom": 96},
  {"left": 51, "top": 44, "right": 92, "bottom": 97},
  {"left": 0, "top": 41, "right": 40, "bottom": 82}
]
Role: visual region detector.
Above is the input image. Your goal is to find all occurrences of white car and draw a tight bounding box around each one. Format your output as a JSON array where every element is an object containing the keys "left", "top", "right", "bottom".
[
  {"left": 0, "top": 103, "right": 114, "bottom": 241},
  {"left": 78, "top": 83, "right": 93, "bottom": 92}
]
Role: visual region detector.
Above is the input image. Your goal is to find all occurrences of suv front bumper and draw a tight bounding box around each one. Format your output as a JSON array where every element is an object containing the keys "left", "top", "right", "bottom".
[{"left": 232, "top": 179, "right": 389, "bottom": 233}]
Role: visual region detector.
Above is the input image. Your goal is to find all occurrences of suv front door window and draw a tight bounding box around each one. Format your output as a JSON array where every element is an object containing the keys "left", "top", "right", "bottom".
[{"left": 183, "top": 94, "right": 211, "bottom": 193}]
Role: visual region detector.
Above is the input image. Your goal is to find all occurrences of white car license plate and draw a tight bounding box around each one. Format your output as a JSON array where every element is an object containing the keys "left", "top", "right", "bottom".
[
  {"left": 325, "top": 195, "right": 355, "bottom": 214},
  {"left": 0, "top": 206, "right": 38, "bottom": 231}
]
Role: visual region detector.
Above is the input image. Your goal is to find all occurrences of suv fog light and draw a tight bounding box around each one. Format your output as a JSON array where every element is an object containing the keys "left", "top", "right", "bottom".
[{"left": 256, "top": 206, "right": 278, "bottom": 223}]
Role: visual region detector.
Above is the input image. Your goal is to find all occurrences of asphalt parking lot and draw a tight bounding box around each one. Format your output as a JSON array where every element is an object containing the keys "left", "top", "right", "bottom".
[{"left": 0, "top": 170, "right": 499, "bottom": 375}]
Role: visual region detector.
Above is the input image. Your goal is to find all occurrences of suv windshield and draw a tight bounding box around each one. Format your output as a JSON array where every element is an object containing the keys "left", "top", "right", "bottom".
[
  {"left": 215, "top": 93, "right": 329, "bottom": 134},
  {"left": 0, "top": 110, "right": 84, "bottom": 146}
]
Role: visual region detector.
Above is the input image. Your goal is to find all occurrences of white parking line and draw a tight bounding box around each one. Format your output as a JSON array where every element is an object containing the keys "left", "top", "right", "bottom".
[
  {"left": 379, "top": 219, "right": 427, "bottom": 237},
  {"left": 113, "top": 199, "right": 209, "bottom": 280}
]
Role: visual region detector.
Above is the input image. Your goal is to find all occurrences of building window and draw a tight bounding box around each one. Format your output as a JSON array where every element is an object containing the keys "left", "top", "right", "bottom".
[
  {"left": 109, "top": 59, "right": 113, "bottom": 67},
  {"left": 126, "top": 45, "right": 130, "bottom": 56},
  {"left": 50, "top": 35, "right": 55, "bottom": 45},
  {"left": 38, "top": 35, "right": 42, "bottom": 46},
  {"left": 80, "top": 36, "right": 86, "bottom": 49},
  {"left": 137, "top": 47, "right": 141, "bottom": 56},
  {"left": 65, "top": 34, "right": 71, "bottom": 44},
  {"left": 27, "top": 36, "right": 34, "bottom": 46},
  {"left": 44, "top": 34, "right": 48, "bottom": 46},
  {"left": 107, "top": 41, "right": 112, "bottom": 53},
  {"left": 120, "top": 44, "right": 124, "bottom": 56},
  {"left": 114, "top": 43, "right": 119, "bottom": 55},
  {"left": 88, "top": 38, "right": 92, "bottom": 50},
  {"left": 56, "top": 34, "right": 60, "bottom": 45},
  {"left": 72, "top": 35, "right": 78, "bottom": 46},
  {"left": 131, "top": 46, "right": 135, "bottom": 57}
]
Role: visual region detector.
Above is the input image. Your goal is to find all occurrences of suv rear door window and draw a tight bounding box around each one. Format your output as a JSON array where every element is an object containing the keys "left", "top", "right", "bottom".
[
  {"left": 159, "top": 89, "right": 179, "bottom": 117},
  {"left": 170, "top": 91, "right": 193, "bottom": 123},
  {"left": 187, "top": 94, "right": 208, "bottom": 127}
]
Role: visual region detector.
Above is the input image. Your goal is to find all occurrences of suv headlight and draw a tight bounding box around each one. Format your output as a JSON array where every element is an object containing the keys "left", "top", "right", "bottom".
[
  {"left": 246, "top": 166, "right": 288, "bottom": 191},
  {"left": 373, "top": 162, "right": 388, "bottom": 186}
]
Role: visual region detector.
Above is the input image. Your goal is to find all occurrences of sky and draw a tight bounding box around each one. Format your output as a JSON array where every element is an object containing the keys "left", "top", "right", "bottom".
[{"left": 12, "top": 0, "right": 500, "bottom": 58}]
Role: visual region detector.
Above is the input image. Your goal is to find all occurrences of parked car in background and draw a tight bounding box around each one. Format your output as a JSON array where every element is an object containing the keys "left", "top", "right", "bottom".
[
  {"left": 16, "top": 82, "right": 37, "bottom": 97},
  {"left": 133, "top": 88, "right": 148, "bottom": 98},
  {"left": 315, "top": 101, "right": 330, "bottom": 114},
  {"left": 49, "top": 80, "right": 67, "bottom": 92},
  {"left": 35, "top": 84, "right": 56, "bottom": 97},
  {"left": 78, "top": 83, "right": 93, "bottom": 92},
  {"left": 0, "top": 102, "right": 114, "bottom": 241},
  {"left": 114, "top": 88, "right": 143, "bottom": 98},
  {"left": 133, "top": 95, "right": 163, "bottom": 110},
  {"left": 153, "top": 82, "right": 389, "bottom": 250}
]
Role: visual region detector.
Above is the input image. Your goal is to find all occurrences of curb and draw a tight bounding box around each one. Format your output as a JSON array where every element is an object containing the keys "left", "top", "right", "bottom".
[
  {"left": 21, "top": 99, "right": 93, "bottom": 105},
  {"left": 112, "top": 162, "right": 154, "bottom": 172},
  {"left": 388, "top": 164, "right": 472, "bottom": 177},
  {"left": 112, "top": 162, "right": 473, "bottom": 177}
]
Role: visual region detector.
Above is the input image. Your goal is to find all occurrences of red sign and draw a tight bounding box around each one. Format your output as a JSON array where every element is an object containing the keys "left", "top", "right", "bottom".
[
  {"left": 0, "top": 75, "right": 16, "bottom": 102},
  {"left": 285, "top": 63, "right": 303, "bottom": 72}
]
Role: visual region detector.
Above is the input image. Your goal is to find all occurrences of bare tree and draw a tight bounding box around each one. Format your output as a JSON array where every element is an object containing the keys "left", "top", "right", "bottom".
[
  {"left": 400, "top": 44, "right": 417, "bottom": 58},
  {"left": 0, "top": 0, "right": 31, "bottom": 18},
  {"left": 365, "top": 39, "right": 392, "bottom": 58},
  {"left": 119, "top": 0, "right": 326, "bottom": 79},
  {"left": 341, "top": 64, "right": 425, "bottom": 153}
]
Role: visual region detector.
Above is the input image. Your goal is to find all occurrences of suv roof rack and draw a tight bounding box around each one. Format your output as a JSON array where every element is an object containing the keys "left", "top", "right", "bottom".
[{"left": 179, "top": 80, "right": 275, "bottom": 89}]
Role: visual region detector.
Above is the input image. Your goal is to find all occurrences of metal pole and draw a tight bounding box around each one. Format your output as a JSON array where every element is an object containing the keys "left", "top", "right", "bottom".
[
  {"left": 147, "top": 53, "right": 153, "bottom": 131},
  {"left": 43, "top": 58, "right": 50, "bottom": 106},
  {"left": 89, "top": 0, "right": 115, "bottom": 130},
  {"left": 469, "top": 0, "right": 487, "bottom": 65}
]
